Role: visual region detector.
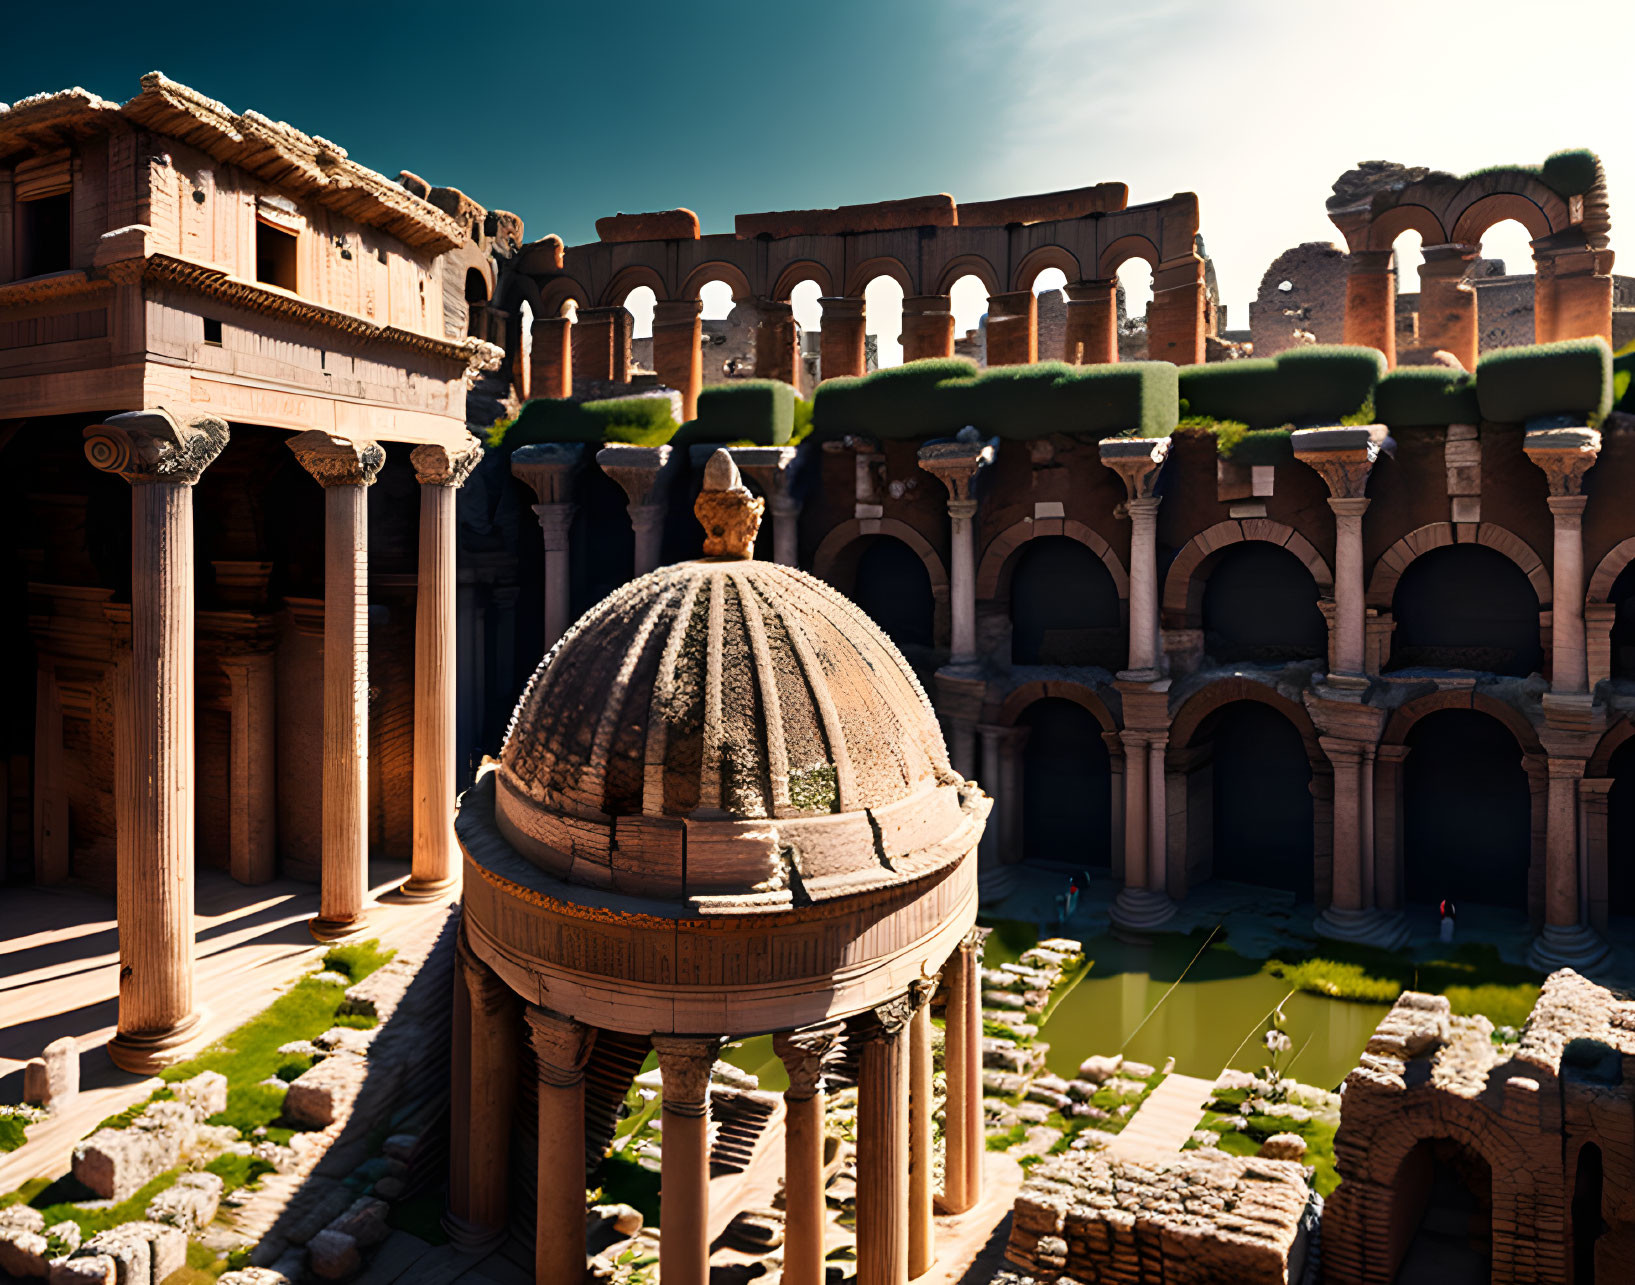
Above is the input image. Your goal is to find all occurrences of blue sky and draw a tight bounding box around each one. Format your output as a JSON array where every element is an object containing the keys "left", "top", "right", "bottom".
[{"left": 5, "top": 0, "right": 1631, "bottom": 326}]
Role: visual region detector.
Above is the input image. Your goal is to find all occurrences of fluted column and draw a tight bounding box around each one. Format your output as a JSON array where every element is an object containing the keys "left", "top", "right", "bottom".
[
  {"left": 527, "top": 1007, "right": 596, "bottom": 1285},
  {"left": 1064, "top": 278, "right": 1118, "bottom": 365},
  {"left": 918, "top": 434, "right": 997, "bottom": 666},
  {"left": 774, "top": 1025, "right": 843, "bottom": 1285},
  {"left": 289, "top": 431, "right": 384, "bottom": 941},
  {"left": 1416, "top": 243, "right": 1480, "bottom": 371},
  {"left": 819, "top": 296, "right": 867, "bottom": 380},
  {"left": 402, "top": 441, "right": 482, "bottom": 899},
  {"left": 906, "top": 979, "right": 938, "bottom": 1279},
  {"left": 653, "top": 1035, "right": 722, "bottom": 1285},
  {"left": 597, "top": 444, "right": 676, "bottom": 576},
  {"left": 220, "top": 649, "right": 276, "bottom": 886},
  {"left": 653, "top": 298, "right": 704, "bottom": 421},
  {"left": 1099, "top": 438, "right": 1170, "bottom": 679},
  {"left": 985, "top": 289, "right": 1037, "bottom": 366},
  {"left": 445, "top": 931, "right": 521, "bottom": 1251},
  {"left": 940, "top": 929, "right": 985, "bottom": 1214},
  {"left": 85, "top": 408, "right": 228, "bottom": 1072},
  {"left": 1342, "top": 249, "right": 1396, "bottom": 367},
  {"left": 511, "top": 442, "right": 585, "bottom": 651},
  {"left": 902, "top": 294, "right": 955, "bottom": 362},
  {"left": 857, "top": 996, "right": 912, "bottom": 1285}
]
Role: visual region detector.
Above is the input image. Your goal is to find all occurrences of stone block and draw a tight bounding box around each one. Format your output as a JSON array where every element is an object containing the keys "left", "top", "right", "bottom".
[
  {"left": 126, "top": 1222, "right": 186, "bottom": 1285},
  {"left": 175, "top": 1072, "right": 229, "bottom": 1120},
  {"left": 337, "top": 959, "right": 415, "bottom": 1026},
  {"left": 45, "top": 1224, "right": 81, "bottom": 1255},
  {"left": 0, "top": 1227, "right": 49, "bottom": 1277},
  {"left": 74, "top": 1227, "right": 149, "bottom": 1285},
  {"left": 284, "top": 1054, "right": 368, "bottom": 1129},
  {"left": 50, "top": 1256, "right": 115, "bottom": 1285},
  {"left": 146, "top": 1171, "right": 224, "bottom": 1231},
  {"left": 218, "top": 1271, "right": 292, "bottom": 1285},
  {"left": 0, "top": 1207, "right": 47, "bottom": 1236},
  {"left": 23, "top": 1037, "right": 79, "bottom": 1111},
  {"left": 379, "top": 1134, "right": 419, "bottom": 1164},
  {"left": 325, "top": 1197, "right": 390, "bottom": 1249},
  {"left": 306, "top": 1230, "right": 360, "bottom": 1280},
  {"left": 73, "top": 1115, "right": 191, "bottom": 1201}
]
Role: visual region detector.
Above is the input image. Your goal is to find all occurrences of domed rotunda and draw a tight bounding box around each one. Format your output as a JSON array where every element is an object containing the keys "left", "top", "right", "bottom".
[{"left": 448, "top": 451, "right": 992, "bottom": 1285}]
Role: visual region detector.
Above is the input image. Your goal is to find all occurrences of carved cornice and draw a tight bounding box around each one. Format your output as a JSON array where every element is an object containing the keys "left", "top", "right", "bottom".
[
  {"left": 1523, "top": 427, "right": 1600, "bottom": 497},
  {"left": 0, "top": 271, "right": 112, "bottom": 309},
  {"left": 652, "top": 1035, "right": 724, "bottom": 1116},
  {"left": 917, "top": 432, "right": 998, "bottom": 505},
  {"left": 287, "top": 430, "right": 385, "bottom": 487},
  {"left": 411, "top": 440, "right": 483, "bottom": 488},
  {"left": 1098, "top": 436, "right": 1170, "bottom": 501},
  {"left": 773, "top": 1024, "right": 844, "bottom": 1100},
  {"left": 524, "top": 1006, "right": 596, "bottom": 1087},
  {"left": 83, "top": 407, "right": 228, "bottom": 485}
]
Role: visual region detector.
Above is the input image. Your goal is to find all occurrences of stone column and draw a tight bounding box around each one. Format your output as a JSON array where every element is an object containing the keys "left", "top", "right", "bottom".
[
  {"left": 985, "top": 289, "right": 1037, "bottom": 366},
  {"left": 402, "top": 442, "right": 482, "bottom": 899},
  {"left": 653, "top": 1035, "right": 723, "bottom": 1285},
  {"left": 572, "top": 305, "right": 619, "bottom": 384},
  {"left": 1527, "top": 750, "right": 1607, "bottom": 969},
  {"left": 1524, "top": 427, "right": 1600, "bottom": 697},
  {"left": 1147, "top": 251, "right": 1207, "bottom": 365},
  {"left": 1064, "top": 279, "right": 1118, "bottom": 365},
  {"left": 754, "top": 297, "right": 801, "bottom": 385},
  {"left": 906, "top": 979, "right": 938, "bottom": 1279},
  {"left": 721, "top": 446, "right": 802, "bottom": 567},
  {"left": 1534, "top": 244, "right": 1615, "bottom": 347},
  {"left": 940, "top": 929, "right": 984, "bottom": 1214},
  {"left": 902, "top": 294, "right": 955, "bottom": 362},
  {"left": 598, "top": 444, "right": 676, "bottom": 576},
  {"left": 526, "top": 1007, "right": 596, "bottom": 1285},
  {"left": 1373, "top": 743, "right": 1409, "bottom": 912},
  {"left": 1342, "top": 250, "right": 1396, "bottom": 367},
  {"left": 511, "top": 442, "right": 585, "bottom": 651},
  {"left": 774, "top": 1025, "right": 843, "bottom": 1285},
  {"left": 1306, "top": 697, "right": 1399, "bottom": 946},
  {"left": 857, "top": 995, "right": 913, "bottom": 1285},
  {"left": 1118, "top": 729, "right": 1150, "bottom": 899},
  {"left": 1099, "top": 437, "right": 1171, "bottom": 678},
  {"left": 288, "top": 431, "right": 385, "bottom": 941},
  {"left": 1147, "top": 735, "right": 1168, "bottom": 897},
  {"left": 1291, "top": 426, "right": 1391, "bottom": 685},
  {"left": 219, "top": 649, "right": 276, "bottom": 886},
  {"left": 1416, "top": 243, "right": 1480, "bottom": 371},
  {"left": 918, "top": 434, "right": 997, "bottom": 665},
  {"left": 653, "top": 298, "right": 704, "bottom": 421},
  {"left": 530, "top": 313, "right": 573, "bottom": 400},
  {"left": 445, "top": 932, "right": 521, "bottom": 1251},
  {"left": 819, "top": 296, "right": 867, "bottom": 381},
  {"left": 84, "top": 409, "right": 228, "bottom": 1072}
]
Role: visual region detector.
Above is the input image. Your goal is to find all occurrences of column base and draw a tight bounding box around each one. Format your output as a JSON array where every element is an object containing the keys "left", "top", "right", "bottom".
[
  {"left": 1314, "top": 906, "right": 1409, "bottom": 951},
  {"left": 1528, "top": 922, "right": 1610, "bottom": 973},
  {"left": 309, "top": 912, "right": 372, "bottom": 943},
  {"left": 395, "top": 874, "right": 460, "bottom": 902},
  {"left": 1109, "top": 887, "right": 1175, "bottom": 932},
  {"left": 441, "top": 1213, "right": 507, "bottom": 1256},
  {"left": 108, "top": 1009, "right": 206, "bottom": 1075},
  {"left": 978, "top": 862, "right": 1021, "bottom": 906}
]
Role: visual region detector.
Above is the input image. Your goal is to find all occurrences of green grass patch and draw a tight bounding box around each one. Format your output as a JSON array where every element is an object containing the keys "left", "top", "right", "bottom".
[
  {"left": 0, "top": 1117, "right": 28, "bottom": 1153},
  {"left": 1460, "top": 149, "right": 1602, "bottom": 200},
  {"left": 203, "top": 1152, "right": 275, "bottom": 1191},
  {"left": 31, "top": 1170, "right": 182, "bottom": 1237},
  {"left": 97, "top": 1087, "right": 175, "bottom": 1131},
  {"left": 1188, "top": 1109, "right": 1340, "bottom": 1196},
  {"left": 490, "top": 395, "right": 680, "bottom": 450},
  {"left": 986, "top": 1122, "right": 1030, "bottom": 1151},
  {"left": 594, "top": 1152, "right": 662, "bottom": 1227},
  {"left": 977, "top": 918, "right": 1040, "bottom": 967},
  {"left": 1261, "top": 942, "right": 1541, "bottom": 1026}
]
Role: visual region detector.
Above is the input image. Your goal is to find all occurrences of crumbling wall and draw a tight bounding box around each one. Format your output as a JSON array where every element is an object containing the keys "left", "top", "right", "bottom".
[{"left": 1249, "top": 242, "right": 1348, "bottom": 357}]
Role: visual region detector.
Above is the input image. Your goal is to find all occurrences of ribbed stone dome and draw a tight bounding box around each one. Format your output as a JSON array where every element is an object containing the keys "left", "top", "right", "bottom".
[{"left": 489, "top": 452, "right": 973, "bottom": 905}]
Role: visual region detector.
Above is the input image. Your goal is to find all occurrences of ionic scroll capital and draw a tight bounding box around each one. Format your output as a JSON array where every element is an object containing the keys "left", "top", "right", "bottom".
[{"left": 84, "top": 407, "right": 229, "bottom": 486}]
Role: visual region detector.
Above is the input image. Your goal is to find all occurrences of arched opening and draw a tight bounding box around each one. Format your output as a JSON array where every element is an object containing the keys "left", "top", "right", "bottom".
[
  {"left": 1574, "top": 1142, "right": 1604, "bottom": 1283},
  {"left": 1387, "top": 1137, "right": 1493, "bottom": 1283},
  {"left": 1115, "top": 258, "right": 1154, "bottom": 362},
  {"left": 1472, "top": 218, "right": 1538, "bottom": 350},
  {"left": 1017, "top": 698, "right": 1111, "bottom": 869},
  {"left": 464, "top": 267, "right": 488, "bottom": 336},
  {"left": 948, "top": 272, "right": 990, "bottom": 361},
  {"left": 849, "top": 536, "right": 934, "bottom": 658},
  {"left": 863, "top": 275, "right": 904, "bottom": 370},
  {"left": 1607, "top": 561, "right": 1635, "bottom": 679},
  {"left": 1476, "top": 218, "right": 1537, "bottom": 278},
  {"left": 1195, "top": 701, "right": 1314, "bottom": 898},
  {"left": 1389, "top": 544, "right": 1541, "bottom": 675},
  {"left": 699, "top": 279, "right": 735, "bottom": 320},
  {"left": 1009, "top": 536, "right": 1122, "bottom": 667},
  {"left": 1606, "top": 739, "right": 1635, "bottom": 920},
  {"left": 1403, "top": 709, "right": 1530, "bottom": 911},
  {"left": 619, "top": 285, "right": 657, "bottom": 375},
  {"left": 788, "top": 279, "right": 823, "bottom": 389},
  {"left": 1200, "top": 543, "right": 1326, "bottom": 664}
]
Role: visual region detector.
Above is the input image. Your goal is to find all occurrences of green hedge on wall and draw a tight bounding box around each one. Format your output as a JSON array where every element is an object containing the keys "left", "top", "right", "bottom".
[
  {"left": 1475, "top": 337, "right": 1613, "bottom": 424},
  {"left": 1178, "top": 346, "right": 1385, "bottom": 429},
  {"left": 687, "top": 380, "right": 796, "bottom": 446},
  {"left": 488, "top": 395, "right": 679, "bottom": 449},
  {"left": 1375, "top": 367, "right": 1481, "bottom": 428},
  {"left": 810, "top": 358, "right": 1178, "bottom": 442}
]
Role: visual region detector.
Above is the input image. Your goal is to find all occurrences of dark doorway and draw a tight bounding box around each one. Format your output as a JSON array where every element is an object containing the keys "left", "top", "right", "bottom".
[
  {"left": 1608, "top": 562, "right": 1635, "bottom": 680},
  {"left": 1203, "top": 700, "right": 1314, "bottom": 898},
  {"left": 1017, "top": 698, "right": 1110, "bottom": 868},
  {"left": 568, "top": 467, "right": 636, "bottom": 620},
  {"left": 851, "top": 537, "right": 934, "bottom": 653},
  {"left": 1390, "top": 544, "right": 1541, "bottom": 675},
  {"left": 1608, "top": 740, "right": 1635, "bottom": 920},
  {"left": 1010, "top": 537, "right": 1122, "bottom": 667},
  {"left": 1389, "top": 1138, "right": 1493, "bottom": 1284},
  {"left": 1201, "top": 542, "right": 1326, "bottom": 664},
  {"left": 1404, "top": 709, "right": 1530, "bottom": 911},
  {"left": 1574, "top": 1142, "right": 1603, "bottom": 1283},
  {"left": 465, "top": 269, "right": 488, "bottom": 336}
]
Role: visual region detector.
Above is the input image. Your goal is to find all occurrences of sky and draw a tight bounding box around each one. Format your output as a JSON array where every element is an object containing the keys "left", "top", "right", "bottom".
[{"left": 6, "top": 0, "right": 1632, "bottom": 354}]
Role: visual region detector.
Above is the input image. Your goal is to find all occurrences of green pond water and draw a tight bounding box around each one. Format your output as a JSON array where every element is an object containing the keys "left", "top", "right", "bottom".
[{"left": 721, "top": 928, "right": 1391, "bottom": 1094}]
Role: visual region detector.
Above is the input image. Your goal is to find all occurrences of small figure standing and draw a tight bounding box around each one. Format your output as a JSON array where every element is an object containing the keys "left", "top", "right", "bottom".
[{"left": 1439, "top": 898, "right": 1457, "bottom": 944}]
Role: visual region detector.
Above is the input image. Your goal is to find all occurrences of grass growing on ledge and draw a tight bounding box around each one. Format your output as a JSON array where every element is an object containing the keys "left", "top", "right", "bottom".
[
  {"left": 1261, "top": 942, "right": 1542, "bottom": 1029},
  {"left": 1187, "top": 1108, "right": 1341, "bottom": 1196},
  {"left": 0, "top": 1116, "right": 30, "bottom": 1153}
]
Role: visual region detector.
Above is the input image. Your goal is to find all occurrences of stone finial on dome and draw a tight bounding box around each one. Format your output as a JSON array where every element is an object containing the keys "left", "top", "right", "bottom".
[{"left": 694, "top": 448, "right": 765, "bottom": 559}]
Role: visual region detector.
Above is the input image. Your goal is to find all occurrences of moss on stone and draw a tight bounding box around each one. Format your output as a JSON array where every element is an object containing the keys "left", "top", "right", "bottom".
[{"left": 685, "top": 380, "right": 796, "bottom": 446}]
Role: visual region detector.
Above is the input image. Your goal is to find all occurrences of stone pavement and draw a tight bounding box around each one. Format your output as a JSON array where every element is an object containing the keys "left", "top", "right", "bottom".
[{"left": 1105, "top": 1073, "right": 1216, "bottom": 1159}]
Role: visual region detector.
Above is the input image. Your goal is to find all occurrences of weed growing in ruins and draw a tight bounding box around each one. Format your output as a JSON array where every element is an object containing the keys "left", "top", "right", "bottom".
[{"left": 1261, "top": 941, "right": 1541, "bottom": 1028}]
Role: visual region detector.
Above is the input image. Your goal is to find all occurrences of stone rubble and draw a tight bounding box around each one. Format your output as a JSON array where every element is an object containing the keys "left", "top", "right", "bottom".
[{"left": 23, "top": 1038, "right": 80, "bottom": 1113}]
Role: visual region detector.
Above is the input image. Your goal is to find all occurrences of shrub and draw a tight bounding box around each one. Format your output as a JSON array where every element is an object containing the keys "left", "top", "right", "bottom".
[
  {"left": 688, "top": 380, "right": 796, "bottom": 446},
  {"left": 810, "top": 359, "right": 977, "bottom": 441},
  {"left": 1376, "top": 367, "right": 1481, "bottom": 427},
  {"left": 1179, "top": 346, "right": 1384, "bottom": 429},
  {"left": 0, "top": 1117, "right": 25, "bottom": 1153},
  {"left": 490, "top": 395, "right": 679, "bottom": 449},
  {"left": 1476, "top": 337, "right": 1613, "bottom": 424},
  {"left": 1612, "top": 338, "right": 1635, "bottom": 414}
]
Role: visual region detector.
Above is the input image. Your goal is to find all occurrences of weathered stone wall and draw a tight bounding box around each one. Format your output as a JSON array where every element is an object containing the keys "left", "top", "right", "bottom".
[{"left": 1249, "top": 243, "right": 1348, "bottom": 357}]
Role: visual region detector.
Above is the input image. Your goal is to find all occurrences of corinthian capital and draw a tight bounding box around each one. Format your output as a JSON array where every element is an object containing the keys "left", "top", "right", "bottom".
[
  {"left": 411, "top": 439, "right": 484, "bottom": 488},
  {"left": 1523, "top": 426, "right": 1600, "bottom": 497},
  {"left": 918, "top": 429, "right": 997, "bottom": 505},
  {"left": 524, "top": 1006, "right": 595, "bottom": 1087},
  {"left": 652, "top": 1035, "right": 724, "bottom": 1117},
  {"left": 1098, "top": 436, "right": 1170, "bottom": 501},
  {"left": 774, "top": 1024, "right": 843, "bottom": 1100},
  {"left": 83, "top": 407, "right": 229, "bottom": 485},
  {"left": 1291, "top": 425, "right": 1392, "bottom": 500},
  {"left": 288, "top": 431, "right": 386, "bottom": 488}
]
